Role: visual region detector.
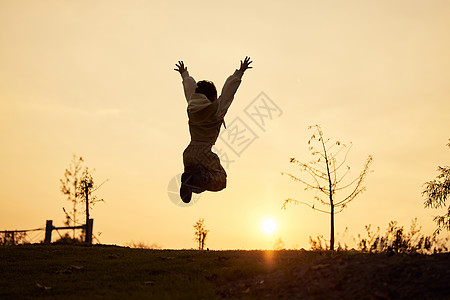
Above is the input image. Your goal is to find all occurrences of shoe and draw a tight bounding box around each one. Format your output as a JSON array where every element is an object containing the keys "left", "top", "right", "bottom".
[
  {"left": 185, "top": 164, "right": 206, "bottom": 194},
  {"left": 180, "top": 173, "right": 193, "bottom": 203}
]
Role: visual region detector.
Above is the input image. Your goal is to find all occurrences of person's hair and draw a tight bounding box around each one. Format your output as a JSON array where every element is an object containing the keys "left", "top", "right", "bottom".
[{"left": 195, "top": 80, "right": 217, "bottom": 102}]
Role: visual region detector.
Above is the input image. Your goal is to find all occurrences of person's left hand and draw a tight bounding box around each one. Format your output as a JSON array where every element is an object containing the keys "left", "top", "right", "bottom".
[{"left": 174, "top": 61, "right": 187, "bottom": 74}]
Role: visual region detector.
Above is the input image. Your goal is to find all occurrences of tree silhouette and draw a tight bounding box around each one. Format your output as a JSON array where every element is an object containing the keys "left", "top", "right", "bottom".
[
  {"left": 282, "top": 125, "right": 373, "bottom": 250},
  {"left": 423, "top": 139, "right": 450, "bottom": 235},
  {"left": 193, "top": 218, "right": 209, "bottom": 250},
  {"left": 79, "top": 167, "right": 106, "bottom": 243},
  {"left": 60, "top": 155, "right": 106, "bottom": 242},
  {"left": 60, "top": 155, "right": 84, "bottom": 238}
]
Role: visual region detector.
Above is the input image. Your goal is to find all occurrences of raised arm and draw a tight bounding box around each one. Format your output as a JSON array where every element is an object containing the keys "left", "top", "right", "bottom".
[
  {"left": 217, "top": 56, "right": 253, "bottom": 118},
  {"left": 175, "top": 61, "right": 196, "bottom": 101}
]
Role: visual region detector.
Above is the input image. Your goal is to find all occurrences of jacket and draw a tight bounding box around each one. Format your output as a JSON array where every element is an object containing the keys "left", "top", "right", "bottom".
[{"left": 181, "top": 69, "right": 244, "bottom": 144}]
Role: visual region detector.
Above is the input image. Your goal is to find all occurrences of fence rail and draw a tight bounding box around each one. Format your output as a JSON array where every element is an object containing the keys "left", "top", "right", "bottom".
[{"left": 1, "top": 219, "right": 94, "bottom": 245}]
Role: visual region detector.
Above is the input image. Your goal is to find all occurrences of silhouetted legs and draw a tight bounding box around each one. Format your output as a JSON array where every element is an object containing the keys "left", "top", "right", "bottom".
[{"left": 180, "top": 145, "right": 227, "bottom": 203}]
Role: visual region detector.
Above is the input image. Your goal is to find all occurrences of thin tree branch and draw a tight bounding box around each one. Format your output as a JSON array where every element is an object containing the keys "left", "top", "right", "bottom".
[
  {"left": 335, "top": 143, "right": 353, "bottom": 172},
  {"left": 282, "top": 198, "right": 330, "bottom": 214},
  {"left": 282, "top": 172, "right": 325, "bottom": 191},
  {"left": 92, "top": 179, "right": 109, "bottom": 193},
  {"left": 290, "top": 158, "right": 328, "bottom": 178},
  {"left": 335, "top": 166, "right": 351, "bottom": 186},
  {"left": 335, "top": 156, "right": 373, "bottom": 205}
]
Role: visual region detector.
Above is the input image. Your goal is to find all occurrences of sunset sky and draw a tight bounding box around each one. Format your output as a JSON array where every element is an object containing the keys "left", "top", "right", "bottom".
[{"left": 1, "top": 0, "right": 449, "bottom": 249}]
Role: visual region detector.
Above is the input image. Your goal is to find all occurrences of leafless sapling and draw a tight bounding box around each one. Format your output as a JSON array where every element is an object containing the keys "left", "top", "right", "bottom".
[
  {"left": 282, "top": 125, "right": 373, "bottom": 250},
  {"left": 60, "top": 155, "right": 84, "bottom": 239},
  {"left": 60, "top": 155, "right": 107, "bottom": 242},
  {"left": 193, "top": 218, "right": 209, "bottom": 250},
  {"left": 78, "top": 167, "right": 107, "bottom": 243}
]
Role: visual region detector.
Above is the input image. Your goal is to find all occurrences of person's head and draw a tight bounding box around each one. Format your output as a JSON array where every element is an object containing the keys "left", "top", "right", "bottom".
[{"left": 195, "top": 80, "right": 217, "bottom": 102}]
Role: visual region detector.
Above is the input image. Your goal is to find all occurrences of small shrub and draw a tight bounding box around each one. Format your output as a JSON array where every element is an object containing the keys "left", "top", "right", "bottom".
[
  {"left": 0, "top": 231, "right": 28, "bottom": 246},
  {"left": 54, "top": 232, "right": 84, "bottom": 244},
  {"left": 309, "top": 235, "right": 329, "bottom": 251},
  {"left": 356, "top": 218, "right": 449, "bottom": 254},
  {"left": 125, "top": 241, "right": 162, "bottom": 249}
]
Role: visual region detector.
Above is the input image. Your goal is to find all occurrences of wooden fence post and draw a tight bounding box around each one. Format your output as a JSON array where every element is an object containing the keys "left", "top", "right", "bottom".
[
  {"left": 85, "top": 219, "right": 93, "bottom": 245},
  {"left": 44, "top": 220, "right": 53, "bottom": 244}
]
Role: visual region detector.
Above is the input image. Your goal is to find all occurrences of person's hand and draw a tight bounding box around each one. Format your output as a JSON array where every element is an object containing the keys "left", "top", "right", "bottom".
[
  {"left": 174, "top": 61, "right": 187, "bottom": 74},
  {"left": 238, "top": 56, "right": 253, "bottom": 72}
]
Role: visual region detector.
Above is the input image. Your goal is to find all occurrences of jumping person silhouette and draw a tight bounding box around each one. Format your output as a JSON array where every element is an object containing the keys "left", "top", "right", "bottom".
[{"left": 175, "top": 57, "right": 252, "bottom": 203}]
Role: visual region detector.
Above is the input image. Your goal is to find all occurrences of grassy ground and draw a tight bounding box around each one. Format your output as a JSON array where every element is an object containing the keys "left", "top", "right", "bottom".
[{"left": 1, "top": 244, "right": 449, "bottom": 299}]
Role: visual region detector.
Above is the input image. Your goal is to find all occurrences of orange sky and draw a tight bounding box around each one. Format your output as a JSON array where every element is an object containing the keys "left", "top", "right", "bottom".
[{"left": 1, "top": 0, "right": 449, "bottom": 249}]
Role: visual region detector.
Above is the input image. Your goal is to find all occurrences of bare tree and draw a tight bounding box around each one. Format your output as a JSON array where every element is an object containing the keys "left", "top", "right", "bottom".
[
  {"left": 193, "top": 218, "right": 209, "bottom": 250},
  {"left": 60, "top": 155, "right": 84, "bottom": 238},
  {"left": 78, "top": 167, "right": 106, "bottom": 243},
  {"left": 282, "top": 125, "right": 373, "bottom": 250},
  {"left": 60, "top": 155, "right": 107, "bottom": 242},
  {"left": 423, "top": 139, "right": 450, "bottom": 235}
]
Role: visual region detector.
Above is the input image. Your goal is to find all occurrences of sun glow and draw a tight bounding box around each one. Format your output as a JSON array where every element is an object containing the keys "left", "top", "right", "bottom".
[{"left": 261, "top": 218, "right": 277, "bottom": 234}]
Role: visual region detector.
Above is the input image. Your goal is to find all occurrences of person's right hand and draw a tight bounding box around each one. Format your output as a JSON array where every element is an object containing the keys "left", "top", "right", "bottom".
[{"left": 174, "top": 61, "right": 187, "bottom": 74}]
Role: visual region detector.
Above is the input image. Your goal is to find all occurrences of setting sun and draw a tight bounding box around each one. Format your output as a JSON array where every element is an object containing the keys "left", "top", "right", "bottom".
[{"left": 262, "top": 218, "right": 277, "bottom": 234}]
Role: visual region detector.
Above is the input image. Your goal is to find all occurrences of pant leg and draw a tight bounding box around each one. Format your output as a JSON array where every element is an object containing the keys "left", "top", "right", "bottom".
[
  {"left": 182, "top": 145, "right": 227, "bottom": 192},
  {"left": 203, "top": 151, "right": 227, "bottom": 192}
]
